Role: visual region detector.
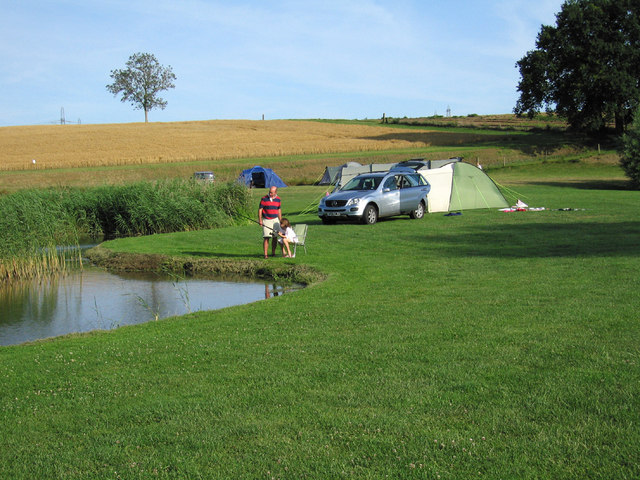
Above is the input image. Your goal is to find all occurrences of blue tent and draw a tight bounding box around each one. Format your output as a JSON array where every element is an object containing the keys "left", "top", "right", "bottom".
[{"left": 237, "top": 166, "right": 287, "bottom": 188}]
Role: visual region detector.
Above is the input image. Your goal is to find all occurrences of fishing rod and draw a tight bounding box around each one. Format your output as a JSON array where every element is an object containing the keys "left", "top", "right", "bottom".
[{"left": 237, "top": 211, "right": 278, "bottom": 232}]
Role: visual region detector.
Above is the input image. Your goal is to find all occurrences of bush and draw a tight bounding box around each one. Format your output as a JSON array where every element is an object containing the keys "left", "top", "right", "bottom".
[{"left": 621, "top": 108, "right": 640, "bottom": 189}]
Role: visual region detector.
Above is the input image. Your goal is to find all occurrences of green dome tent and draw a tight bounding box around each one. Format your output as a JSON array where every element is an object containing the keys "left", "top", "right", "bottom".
[{"left": 418, "top": 162, "right": 508, "bottom": 212}]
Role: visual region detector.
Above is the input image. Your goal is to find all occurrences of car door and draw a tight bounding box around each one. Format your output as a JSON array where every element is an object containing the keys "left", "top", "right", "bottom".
[
  {"left": 379, "top": 175, "right": 400, "bottom": 217},
  {"left": 399, "top": 174, "right": 427, "bottom": 212}
]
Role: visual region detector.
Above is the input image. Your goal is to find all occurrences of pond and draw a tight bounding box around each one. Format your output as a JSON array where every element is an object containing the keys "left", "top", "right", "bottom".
[{"left": 0, "top": 266, "right": 299, "bottom": 346}]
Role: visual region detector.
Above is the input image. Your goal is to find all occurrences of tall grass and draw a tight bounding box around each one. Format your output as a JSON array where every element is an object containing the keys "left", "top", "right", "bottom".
[
  {"left": 74, "top": 179, "right": 251, "bottom": 238},
  {"left": 0, "top": 190, "right": 79, "bottom": 281},
  {"left": 0, "top": 180, "right": 251, "bottom": 282}
]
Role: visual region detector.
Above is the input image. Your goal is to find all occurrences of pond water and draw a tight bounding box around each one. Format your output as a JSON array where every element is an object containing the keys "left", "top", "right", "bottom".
[{"left": 0, "top": 266, "right": 299, "bottom": 346}]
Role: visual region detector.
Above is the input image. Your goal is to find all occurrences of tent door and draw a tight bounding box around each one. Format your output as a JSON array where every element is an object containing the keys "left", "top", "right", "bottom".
[{"left": 251, "top": 171, "right": 266, "bottom": 188}]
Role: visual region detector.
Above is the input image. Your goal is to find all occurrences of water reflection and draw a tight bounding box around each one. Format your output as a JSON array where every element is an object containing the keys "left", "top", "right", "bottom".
[
  {"left": 265, "top": 283, "right": 285, "bottom": 299},
  {"left": 0, "top": 267, "right": 300, "bottom": 346}
]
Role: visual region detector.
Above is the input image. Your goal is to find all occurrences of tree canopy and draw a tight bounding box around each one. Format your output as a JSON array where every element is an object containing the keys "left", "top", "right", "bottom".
[
  {"left": 514, "top": 0, "right": 640, "bottom": 134},
  {"left": 106, "top": 53, "right": 176, "bottom": 123},
  {"left": 621, "top": 105, "right": 640, "bottom": 188}
]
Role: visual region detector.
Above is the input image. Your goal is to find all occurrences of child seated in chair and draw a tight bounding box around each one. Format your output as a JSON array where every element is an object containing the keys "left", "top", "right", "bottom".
[{"left": 277, "top": 218, "right": 298, "bottom": 258}]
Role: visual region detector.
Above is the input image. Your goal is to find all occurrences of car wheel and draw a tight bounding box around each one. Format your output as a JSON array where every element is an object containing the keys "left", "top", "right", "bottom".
[
  {"left": 361, "top": 204, "right": 378, "bottom": 225},
  {"left": 410, "top": 201, "right": 425, "bottom": 219}
]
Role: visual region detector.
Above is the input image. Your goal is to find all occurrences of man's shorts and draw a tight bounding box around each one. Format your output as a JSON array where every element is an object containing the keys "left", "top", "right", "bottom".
[{"left": 262, "top": 218, "right": 280, "bottom": 238}]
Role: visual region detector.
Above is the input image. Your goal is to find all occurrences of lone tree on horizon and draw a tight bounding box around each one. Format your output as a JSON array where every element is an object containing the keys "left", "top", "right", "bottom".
[{"left": 106, "top": 52, "right": 176, "bottom": 123}]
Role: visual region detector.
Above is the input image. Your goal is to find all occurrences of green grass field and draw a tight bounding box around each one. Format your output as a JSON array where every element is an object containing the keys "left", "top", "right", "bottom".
[{"left": 0, "top": 161, "right": 638, "bottom": 479}]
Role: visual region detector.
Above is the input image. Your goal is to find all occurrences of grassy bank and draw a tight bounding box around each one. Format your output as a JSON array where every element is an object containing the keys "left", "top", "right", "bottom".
[{"left": 0, "top": 162, "right": 638, "bottom": 478}]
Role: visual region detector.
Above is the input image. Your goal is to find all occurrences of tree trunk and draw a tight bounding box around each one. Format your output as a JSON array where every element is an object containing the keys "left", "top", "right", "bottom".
[
  {"left": 615, "top": 112, "right": 625, "bottom": 134},
  {"left": 144, "top": 109, "right": 149, "bottom": 123}
]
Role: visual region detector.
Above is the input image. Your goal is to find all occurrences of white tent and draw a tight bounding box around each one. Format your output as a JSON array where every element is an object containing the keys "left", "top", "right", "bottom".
[{"left": 418, "top": 162, "right": 509, "bottom": 212}]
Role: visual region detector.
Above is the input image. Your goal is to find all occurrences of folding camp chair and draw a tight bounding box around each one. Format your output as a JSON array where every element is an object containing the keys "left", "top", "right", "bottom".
[{"left": 292, "top": 224, "right": 308, "bottom": 256}]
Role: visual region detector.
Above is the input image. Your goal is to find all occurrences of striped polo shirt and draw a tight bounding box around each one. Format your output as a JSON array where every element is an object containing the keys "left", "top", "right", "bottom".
[{"left": 259, "top": 194, "right": 281, "bottom": 219}]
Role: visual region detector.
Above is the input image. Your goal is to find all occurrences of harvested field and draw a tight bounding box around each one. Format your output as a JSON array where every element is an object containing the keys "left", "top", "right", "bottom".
[{"left": 0, "top": 120, "right": 437, "bottom": 171}]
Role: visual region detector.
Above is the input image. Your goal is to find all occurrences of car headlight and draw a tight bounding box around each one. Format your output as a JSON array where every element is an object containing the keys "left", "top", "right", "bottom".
[{"left": 346, "top": 198, "right": 361, "bottom": 206}]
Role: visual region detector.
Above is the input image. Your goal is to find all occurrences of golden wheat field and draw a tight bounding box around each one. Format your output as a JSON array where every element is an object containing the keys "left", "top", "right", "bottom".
[{"left": 0, "top": 120, "right": 436, "bottom": 172}]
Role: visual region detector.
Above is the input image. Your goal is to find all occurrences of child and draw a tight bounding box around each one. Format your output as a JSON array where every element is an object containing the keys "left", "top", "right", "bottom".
[{"left": 277, "top": 218, "right": 298, "bottom": 258}]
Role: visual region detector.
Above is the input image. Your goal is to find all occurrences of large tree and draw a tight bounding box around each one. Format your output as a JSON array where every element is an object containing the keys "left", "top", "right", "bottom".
[
  {"left": 514, "top": 0, "right": 640, "bottom": 134},
  {"left": 107, "top": 52, "right": 176, "bottom": 123},
  {"left": 621, "top": 105, "right": 640, "bottom": 188}
]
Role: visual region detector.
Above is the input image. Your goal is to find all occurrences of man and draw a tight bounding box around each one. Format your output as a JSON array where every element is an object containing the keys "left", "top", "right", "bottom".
[{"left": 258, "top": 186, "right": 282, "bottom": 258}]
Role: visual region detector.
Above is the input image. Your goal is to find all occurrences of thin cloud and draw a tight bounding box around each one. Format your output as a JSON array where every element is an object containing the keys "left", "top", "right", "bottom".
[{"left": 0, "top": 0, "right": 566, "bottom": 125}]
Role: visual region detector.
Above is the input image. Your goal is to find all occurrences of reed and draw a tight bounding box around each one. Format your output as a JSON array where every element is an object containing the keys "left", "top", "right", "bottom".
[
  {"left": 78, "top": 179, "right": 251, "bottom": 238},
  {"left": 0, "top": 181, "right": 251, "bottom": 282},
  {"left": 0, "top": 189, "right": 76, "bottom": 280}
]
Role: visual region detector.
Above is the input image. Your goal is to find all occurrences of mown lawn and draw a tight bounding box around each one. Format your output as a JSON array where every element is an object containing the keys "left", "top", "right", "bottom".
[{"left": 1, "top": 163, "right": 638, "bottom": 479}]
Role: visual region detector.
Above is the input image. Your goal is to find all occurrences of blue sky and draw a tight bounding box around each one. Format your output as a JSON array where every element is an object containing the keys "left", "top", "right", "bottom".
[{"left": 1, "top": 0, "right": 564, "bottom": 126}]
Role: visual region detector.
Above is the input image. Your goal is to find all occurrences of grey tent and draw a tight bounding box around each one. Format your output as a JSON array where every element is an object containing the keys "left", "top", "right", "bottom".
[
  {"left": 319, "top": 166, "right": 342, "bottom": 185},
  {"left": 338, "top": 163, "right": 396, "bottom": 187},
  {"left": 320, "top": 158, "right": 462, "bottom": 190},
  {"left": 319, "top": 162, "right": 362, "bottom": 186},
  {"left": 321, "top": 162, "right": 396, "bottom": 189}
]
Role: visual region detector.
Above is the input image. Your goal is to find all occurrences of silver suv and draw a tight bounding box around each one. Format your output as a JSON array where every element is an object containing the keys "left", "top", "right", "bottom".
[{"left": 318, "top": 168, "right": 430, "bottom": 224}]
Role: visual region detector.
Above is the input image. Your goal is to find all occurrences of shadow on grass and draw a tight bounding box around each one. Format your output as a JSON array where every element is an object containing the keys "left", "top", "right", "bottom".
[
  {"left": 414, "top": 221, "right": 640, "bottom": 258},
  {"left": 526, "top": 179, "right": 632, "bottom": 191},
  {"left": 293, "top": 217, "right": 408, "bottom": 226},
  {"left": 183, "top": 251, "right": 261, "bottom": 259},
  {"left": 359, "top": 130, "right": 582, "bottom": 156},
  {"left": 286, "top": 212, "right": 323, "bottom": 221}
]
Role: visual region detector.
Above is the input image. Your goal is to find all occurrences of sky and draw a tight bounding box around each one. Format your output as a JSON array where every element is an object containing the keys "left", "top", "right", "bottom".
[{"left": 0, "top": 0, "right": 565, "bottom": 126}]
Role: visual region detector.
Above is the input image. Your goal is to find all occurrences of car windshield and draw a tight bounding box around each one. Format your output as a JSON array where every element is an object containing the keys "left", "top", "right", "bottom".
[{"left": 341, "top": 176, "right": 383, "bottom": 191}]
